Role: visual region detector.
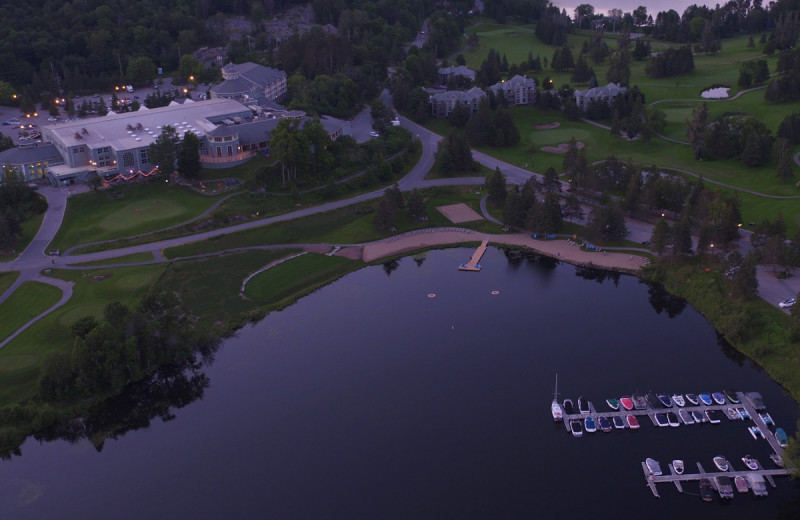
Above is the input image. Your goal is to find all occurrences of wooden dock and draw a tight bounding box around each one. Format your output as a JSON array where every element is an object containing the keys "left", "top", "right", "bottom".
[
  {"left": 458, "top": 239, "right": 488, "bottom": 271},
  {"left": 640, "top": 460, "right": 789, "bottom": 498}
]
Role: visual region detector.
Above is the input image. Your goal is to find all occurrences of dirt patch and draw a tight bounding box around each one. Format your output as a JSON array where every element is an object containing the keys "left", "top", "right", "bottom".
[
  {"left": 436, "top": 203, "right": 483, "bottom": 224},
  {"left": 532, "top": 122, "right": 560, "bottom": 130},
  {"left": 90, "top": 273, "right": 114, "bottom": 282},
  {"left": 541, "top": 141, "right": 585, "bottom": 153},
  {"left": 335, "top": 246, "right": 364, "bottom": 260}
]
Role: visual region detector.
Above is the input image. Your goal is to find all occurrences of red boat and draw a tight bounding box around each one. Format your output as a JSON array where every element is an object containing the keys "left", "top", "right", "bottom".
[
  {"left": 626, "top": 414, "right": 640, "bottom": 429},
  {"left": 620, "top": 396, "right": 634, "bottom": 411}
]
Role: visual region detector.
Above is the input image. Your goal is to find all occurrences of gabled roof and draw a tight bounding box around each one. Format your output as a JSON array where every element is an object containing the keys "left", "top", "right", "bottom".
[
  {"left": 574, "top": 82, "right": 626, "bottom": 98},
  {"left": 0, "top": 143, "right": 61, "bottom": 165}
]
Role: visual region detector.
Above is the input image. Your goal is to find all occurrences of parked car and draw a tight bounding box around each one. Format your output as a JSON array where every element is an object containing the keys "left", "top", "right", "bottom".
[
  {"left": 369, "top": 131, "right": 380, "bottom": 137},
  {"left": 779, "top": 298, "right": 796, "bottom": 309}
]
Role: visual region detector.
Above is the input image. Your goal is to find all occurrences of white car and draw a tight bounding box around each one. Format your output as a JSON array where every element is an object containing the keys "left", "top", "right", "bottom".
[
  {"left": 369, "top": 131, "right": 379, "bottom": 137},
  {"left": 779, "top": 298, "right": 796, "bottom": 309}
]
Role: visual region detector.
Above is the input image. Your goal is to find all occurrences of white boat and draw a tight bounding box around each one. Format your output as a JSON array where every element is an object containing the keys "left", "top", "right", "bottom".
[
  {"left": 678, "top": 409, "right": 694, "bottom": 425},
  {"left": 738, "top": 408, "right": 750, "bottom": 419},
  {"left": 770, "top": 453, "right": 784, "bottom": 467},
  {"left": 713, "top": 456, "right": 729, "bottom": 471},
  {"left": 672, "top": 459, "right": 685, "bottom": 475},
  {"left": 570, "top": 419, "right": 583, "bottom": 437},
  {"left": 671, "top": 394, "right": 686, "bottom": 407},
  {"left": 742, "top": 456, "right": 759, "bottom": 470},
  {"left": 726, "top": 407, "right": 742, "bottom": 420},
  {"left": 748, "top": 426, "right": 762, "bottom": 440},
  {"left": 747, "top": 473, "right": 769, "bottom": 497},
  {"left": 551, "top": 374, "right": 563, "bottom": 422},
  {"left": 645, "top": 458, "right": 663, "bottom": 476},
  {"left": 759, "top": 412, "right": 774, "bottom": 426}
]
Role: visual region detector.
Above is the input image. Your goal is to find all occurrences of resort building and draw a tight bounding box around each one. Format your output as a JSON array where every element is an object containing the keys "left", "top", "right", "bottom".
[
  {"left": 487, "top": 75, "right": 537, "bottom": 106},
  {"left": 209, "top": 62, "right": 288, "bottom": 103},
  {"left": 438, "top": 65, "right": 476, "bottom": 85},
  {"left": 428, "top": 87, "right": 486, "bottom": 118},
  {"left": 573, "top": 82, "right": 627, "bottom": 110},
  {"left": 0, "top": 143, "right": 63, "bottom": 182}
]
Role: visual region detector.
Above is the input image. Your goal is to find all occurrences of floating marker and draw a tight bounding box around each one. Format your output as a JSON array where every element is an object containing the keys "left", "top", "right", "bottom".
[
  {"left": 427, "top": 293, "right": 436, "bottom": 298},
  {"left": 491, "top": 290, "right": 500, "bottom": 295}
]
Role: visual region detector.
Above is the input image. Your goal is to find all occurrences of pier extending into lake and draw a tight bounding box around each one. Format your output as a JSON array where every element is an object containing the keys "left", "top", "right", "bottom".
[{"left": 458, "top": 240, "right": 488, "bottom": 271}]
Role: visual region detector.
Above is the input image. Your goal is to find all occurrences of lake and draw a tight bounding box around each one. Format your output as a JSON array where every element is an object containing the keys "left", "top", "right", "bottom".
[{"left": 0, "top": 247, "right": 797, "bottom": 519}]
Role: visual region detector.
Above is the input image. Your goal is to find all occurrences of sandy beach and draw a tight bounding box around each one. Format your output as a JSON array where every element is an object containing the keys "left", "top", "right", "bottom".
[{"left": 338, "top": 229, "right": 648, "bottom": 271}]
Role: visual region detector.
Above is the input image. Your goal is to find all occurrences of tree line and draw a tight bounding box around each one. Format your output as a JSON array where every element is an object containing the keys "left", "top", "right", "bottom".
[{"left": 0, "top": 171, "right": 47, "bottom": 250}]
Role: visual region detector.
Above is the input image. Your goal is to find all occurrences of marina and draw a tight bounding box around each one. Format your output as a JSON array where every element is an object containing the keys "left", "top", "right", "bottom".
[{"left": 560, "top": 390, "right": 794, "bottom": 499}]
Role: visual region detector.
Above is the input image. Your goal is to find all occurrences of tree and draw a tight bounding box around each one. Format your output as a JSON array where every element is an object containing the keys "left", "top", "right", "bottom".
[
  {"left": 434, "top": 130, "right": 475, "bottom": 175},
  {"left": 650, "top": 218, "right": 670, "bottom": 256},
  {"left": 370, "top": 99, "right": 394, "bottom": 134},
  {"left": 0, "top": 132, "right": 13, "bottom": 152},
  {"left": 374, "top": 188, "right": 398, "bottom": 232},
  {"left": 177, "top": 131, "right": 201, "bottom": 180},
  {"left": 563, "top": 195, "right": 584, "bottom": 222},
  {"left": 149, "top": 126, "right": 179, "bottom": 174},
  {"left": 448, "top": 101, "right": 471, "bottom": 128},
  {"left": 487, "top": 167, "right": 507, "bottom": 207},
  {"left": 407, "top": 189, "right": 427, "bottom": 221},
  {"left": 127, "top": 56, "right": 156, "bottom": 86},
  {"left": 686, "top": 103, "right": 709, "bottom": 159},
  {"left": 775, "top": 137, "right": 795, "bottom": 184},
  {"left": 732, "top": 252, "right": 759, "bottom": 299}
]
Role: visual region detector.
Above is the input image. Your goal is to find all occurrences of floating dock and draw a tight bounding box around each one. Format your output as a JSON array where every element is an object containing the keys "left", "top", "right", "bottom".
[
  {"left": 458, "top": 239, "right": 488, "bottom": 271},
  {"left": 641, "top": 460, "right": 789, "bottom": 498}
]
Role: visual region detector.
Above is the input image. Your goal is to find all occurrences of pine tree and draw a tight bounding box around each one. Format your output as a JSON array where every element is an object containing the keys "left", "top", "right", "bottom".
[
  {"left": 686, "top": 103, "right": 709, "bottom": 159},
  {"left": 487, "top": 166, "right": 507, "bottom": 207}
]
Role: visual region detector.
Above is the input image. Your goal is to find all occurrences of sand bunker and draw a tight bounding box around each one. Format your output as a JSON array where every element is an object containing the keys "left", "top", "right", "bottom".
[
  {"left": 541, "top": 141, "right": 585, "bottom": 153},
  {"left": 532, "top": 122, "right": 560, "bottom": 130},
  {"left": 437, "top": 203, "right": 483, "bottom": 223}
]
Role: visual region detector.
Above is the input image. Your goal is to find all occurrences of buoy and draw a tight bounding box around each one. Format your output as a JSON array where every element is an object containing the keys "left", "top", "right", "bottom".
[
  {"left": 427, "top": 293, "right": 436, "bottom": 298},
  {"left": 491, "top": 290, "right": 500, "bottom": 295},
  {"left": 451, "top": 325, "right": 454, "bottom": 331}
]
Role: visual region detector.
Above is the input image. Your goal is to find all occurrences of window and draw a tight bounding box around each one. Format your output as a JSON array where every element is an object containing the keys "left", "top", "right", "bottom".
[
  {"left": 140, "top": 148, "right": 150, "bottom": 164},
  {"left": 227, "top": 145, "right": 233, "bottom": 156},
  {"left": 123, "top": 152, "right": 134, "bottom": 168}
]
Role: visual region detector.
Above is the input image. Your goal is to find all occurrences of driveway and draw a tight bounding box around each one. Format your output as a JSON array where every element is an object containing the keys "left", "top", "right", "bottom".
[{"left": 757, "top": 265, "right": 800, "bottom": 313}]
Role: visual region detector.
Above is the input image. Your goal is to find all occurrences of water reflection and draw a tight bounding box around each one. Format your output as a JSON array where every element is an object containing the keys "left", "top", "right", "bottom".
[
  {"left": 645, "top": 281, "right": 688, "bottom": 318},
  {"left": 382, "top": 259, "right": 399, "bottom": 276},
  {"left": 575, "top": 266, "right": 621, "bottom": 285}
]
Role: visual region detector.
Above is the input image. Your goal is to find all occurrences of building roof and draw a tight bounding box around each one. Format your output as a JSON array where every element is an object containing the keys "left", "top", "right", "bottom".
[
  {"left": 488, "top": 75, "right": 536, "bottom": 93},
  {"left": 574, "top": 82, "right": 626, "bottom": 99},
  {"left": 430, "top": 87, "right": 486, "bottom": 104},
  {"left": 438, "top": 65, "right": 476, "bottom": 78},
  {"left": 212, "top": 62, "right": 286, "bottom": 98},
  {"left": 43, "top": 99, "right": 251, "bottom": 151},
  {"left": 0, "top": 143, "right": 61, "bottom": 165}
]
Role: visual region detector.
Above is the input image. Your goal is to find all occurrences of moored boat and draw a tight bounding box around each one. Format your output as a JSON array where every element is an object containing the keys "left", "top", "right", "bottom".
[
  {"left": 584, "top": 416, "right": 597, "bottom": 433},
  {"left": 620, "top": 396, "right": 634, "bottom": 411},
  {"left": 748, "top": 426, "right": 762, "bottom": 440},
  {"left": 759, "top": 412, "right": 774, "bottom": 426},
  {"left": 738, "top": 408, "right": 750, "bottom": 419},
  {"left": 606, "top": 398, "right": 619, "bottom": 410},
  {"left": 645, "top": 458, "right": 662, "bottom": 476},
  {"left": 712, "top": 392, "right": 726, "bottom": 405},
  {"left": 679, "top": 409, "right": 694, "bottom": 425},
  {"left": 691, "top": 410, "right": 705, "bottom": 423},
  {"left": 563, "top": 398, "right": 575, "bottom": 415},
  {"left": 672, "top": 459, "right": 685, "bottom": 475},
  {"left": 706, "top": 410, "right": 722, "bottom": 424},
  {"left": 726, "top": 407, "right": 741, "bottom": 420},
  {"left": 571, "top": 419, "right": 583, "bottom": 437},
  {"left": 598, "top": 415, "right": 612, "bottom": 432},
  {"left": 654, "top": 412, "right": 669, "bottom": 427},
  {"left": 626, "top": 414, "right": 640, "bottom": 429},
  {"left": 685, "top": 393, "right": 700, "bottom": 406},
  {"left": 632, "top": 393, "right": 647, "bottom": 410},
  {"left": 667, "top": 411, "right": 680, "bottom": 427},
  {"left": 646, "top": 392, "right": 662, "bottom": 409},
  {"left": 735, "top": 475, "right": 749, "bottom": 493},
  {"left": 699, "top": 393, "right": 713, "bottom": 406},
  {"left": 776, "top": 427, "right": 789, "bottom": 447},
  {"left": 724, "top": 389, "right": 740, "bottom": 404},
  {"left": 657, "top": 393, "right": 673, "bottom": 408},
  {"left": 578, "top": 396, "right": 590, "bottom": 414},
  {"left": 551, "top": 373, "right": 563, "bottom": 422},
  {"left": 770, "top": 453, "right": 784, "bottom": 467},
  {"left": 715, "top": 476, "right": 734, "bottom": 499},
  {"left": 713, "top": 455, "right": 729, "bottom": 471},
  {"left": 671, "top": 394, "right": 685, "bottom": 407},
  {"left": 612, "top": 415, "right": 626, "bottom": 429},
  {"left": 742, "top": 455, "right": 759, "bottom": 470},
  {"left": 747, "top": 473, "right": 769, "bottom": 497},
  {"left": 699, "top": 478, "right": 714, "bottom": 501}
]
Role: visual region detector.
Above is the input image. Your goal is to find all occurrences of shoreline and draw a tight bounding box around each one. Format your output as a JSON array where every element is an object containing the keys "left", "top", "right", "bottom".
[{"left": 338, "top": 229, "right": 649, "bottom": 272}]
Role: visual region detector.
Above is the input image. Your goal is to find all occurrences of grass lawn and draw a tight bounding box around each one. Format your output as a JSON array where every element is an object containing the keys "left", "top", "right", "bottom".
[
  {"left": 0, "top": 210, "right": 46, "bottom": 262},
  {"left": 244, "top": 253, "right": 360, "bottom": 306},
  {"left": 0, "top": 271, "right": 20, "bottom": 294},
  {"left": 153, "top": 249, "right": 300, "bottom": 323},
  {"left": 198, "top": 154, "right": 273, "bottom": 182},
  {"left": 0, "top": 264, "right": 164, "bottom": 406},
  {"left": 69, "top": 251, "right": 155, "bottom": 266},
  {"left": 163, "top": 187, "right": 502, "bottom": 259},
  {"left": 0, "top": 282, "right": 62, "bottom": 343},
  {"left": 49, "top": 182, "right": 220, "bottom": 251}
]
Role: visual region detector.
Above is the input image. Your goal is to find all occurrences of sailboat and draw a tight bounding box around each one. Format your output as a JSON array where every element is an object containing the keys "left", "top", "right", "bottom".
[{"left": 551, "top": 373, "right": 564, "bottom": 422}]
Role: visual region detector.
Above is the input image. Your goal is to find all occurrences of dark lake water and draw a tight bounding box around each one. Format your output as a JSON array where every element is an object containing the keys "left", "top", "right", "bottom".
[{"left": 1, "top": 247, "right": 798, "bottom": 519}]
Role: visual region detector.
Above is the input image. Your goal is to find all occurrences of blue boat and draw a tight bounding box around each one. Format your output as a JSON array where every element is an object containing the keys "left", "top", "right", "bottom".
[
  {"left": 712, "top": 392, "right": 727, "bottom": 405},
  {"left": 612, "top": 415, "right": 626, "bottom": 429},
  {"left": 775, "top": 428, "right": 789, "bottom": 447},
  {"left": 598, "top": 415, "right": 612, "bottom": 432},
  {"left": 699, "top": 393, "right": 713, "bottom": 406},
  {"left": 657, "top": 393, "right": 673, "bottom": 408},
  {"left": 654, "top": 413, "right": 669, "bottom": 427},
  {"left": 585, "top": 416, "right": 597, "bottom": 433}
]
